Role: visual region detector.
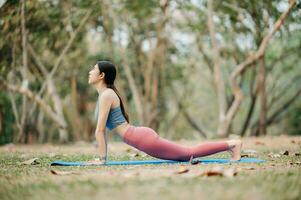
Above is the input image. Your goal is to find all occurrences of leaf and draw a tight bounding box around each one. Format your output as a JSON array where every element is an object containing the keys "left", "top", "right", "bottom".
[
  {"left": 255, "top": 141, "right": 265, "bottom": 145},
  {"left": 129, "top": 152, "right": 140, "bottom": 158},
  {"left": 199, "top": 166, "right": 223, "bottom": 177},
  {"left": 199, "top": 166, "right": 237, "bottom": 178},
  {"left": 290, "top": 140, "right": 301, "bottom": 144},
  {"left": 21, "top": 158, "right": 40, "bottom": 165},
  {"left": 174, "top": 166, "right": 190, "bottom": 174},
  {"left": 241, "top": 166, "right": 256, "bottom": 170},
  {"left": 50, "top": 170, "right": 79, "bottom": 175},
  {"left": 241, "top": 150, "right": 258, "bottom": 158},
  {"left": 223, "top": 168, "right": 238, "bottom": 178},
  {"left": 288, "top": 161, "right": 301, "bottom": 165},
  {"left": 280, "top": 150, "right": 289, "bottom": 155},
  {"left": 268, "top": 153, "right": 281, "bottom": 158}
]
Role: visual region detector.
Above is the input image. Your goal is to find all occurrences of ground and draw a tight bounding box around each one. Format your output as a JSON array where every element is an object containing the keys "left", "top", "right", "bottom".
[{"left": 0, "top": 135, "right": 300, "bottom": 200}]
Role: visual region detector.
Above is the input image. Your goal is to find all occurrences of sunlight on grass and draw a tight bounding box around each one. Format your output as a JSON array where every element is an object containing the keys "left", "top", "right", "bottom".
[{"left": 1, "top": 137, "right": 301, "bottom": 200}]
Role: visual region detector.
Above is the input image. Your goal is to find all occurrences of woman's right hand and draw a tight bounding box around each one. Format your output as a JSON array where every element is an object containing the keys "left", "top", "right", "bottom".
[{"left": 85, "top": 159, "right": 106, "bottom": 165}]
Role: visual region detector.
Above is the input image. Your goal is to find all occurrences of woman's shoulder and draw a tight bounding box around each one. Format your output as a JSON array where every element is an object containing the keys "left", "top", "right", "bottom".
[{"left": 99, "top": 88, "right": 118, "bottom": 101}]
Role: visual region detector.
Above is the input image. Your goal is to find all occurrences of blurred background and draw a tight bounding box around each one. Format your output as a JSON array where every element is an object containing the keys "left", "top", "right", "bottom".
[{"left": 0, "top": 0, "right": 300, "bottom": 144}]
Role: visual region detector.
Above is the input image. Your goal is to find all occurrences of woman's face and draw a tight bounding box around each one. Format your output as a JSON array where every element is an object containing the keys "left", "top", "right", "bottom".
[{"left": 88, "top": 64, "right": 103, "bottom": 85}]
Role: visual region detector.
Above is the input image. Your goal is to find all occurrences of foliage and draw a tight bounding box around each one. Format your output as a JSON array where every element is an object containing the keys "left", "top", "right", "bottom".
[{"left": 0, "top": 91, "right": 14, "bottom": 144}]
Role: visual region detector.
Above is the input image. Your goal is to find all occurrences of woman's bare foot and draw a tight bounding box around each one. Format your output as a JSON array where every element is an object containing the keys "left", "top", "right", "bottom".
[{"left": 227, "top": 139, "right": 242, "bottom": 161}]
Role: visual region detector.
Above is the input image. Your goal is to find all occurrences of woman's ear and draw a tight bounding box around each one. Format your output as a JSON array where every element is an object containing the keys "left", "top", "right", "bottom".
[{"left": 99, "top": 72, "right": 105, "bottom": 79}]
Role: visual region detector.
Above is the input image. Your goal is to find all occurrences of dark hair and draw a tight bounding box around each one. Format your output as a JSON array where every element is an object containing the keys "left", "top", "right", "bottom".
[{"left": 97, "top": 61, "right": 129, "bottom": 123}]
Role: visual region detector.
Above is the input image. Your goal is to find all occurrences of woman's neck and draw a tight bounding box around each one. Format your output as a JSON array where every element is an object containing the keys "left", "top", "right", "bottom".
[{"left": 94, "top": 82, "right": 107, "bottom": 95}]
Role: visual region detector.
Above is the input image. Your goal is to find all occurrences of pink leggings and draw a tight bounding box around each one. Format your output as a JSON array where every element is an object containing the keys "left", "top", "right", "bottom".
[{"left": 122, "top": 125, "right": 230, "bottom": 161}]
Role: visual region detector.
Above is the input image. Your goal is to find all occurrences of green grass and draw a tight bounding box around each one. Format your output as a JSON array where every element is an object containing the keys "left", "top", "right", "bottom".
[{"left": 0, "top": 137, "right": 301, "bottom": 200}]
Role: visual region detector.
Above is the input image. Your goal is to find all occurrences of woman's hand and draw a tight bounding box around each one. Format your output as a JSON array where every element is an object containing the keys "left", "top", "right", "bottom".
[{"left": 85, "top": 158, "right": 106, "bottom": 165}]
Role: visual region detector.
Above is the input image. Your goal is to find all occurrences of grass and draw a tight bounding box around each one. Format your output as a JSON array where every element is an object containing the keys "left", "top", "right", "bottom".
[{"left": 0, "top": 135, "right": 301, "bottom": 200}]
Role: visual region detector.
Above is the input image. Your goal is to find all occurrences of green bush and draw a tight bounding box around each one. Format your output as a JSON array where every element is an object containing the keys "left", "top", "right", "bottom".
[
  {"left": 285, "top": 100, "right": 301, "bottom": 135},
  {"left": 0, "top": 92, "right": 14, "bottom": 145}
]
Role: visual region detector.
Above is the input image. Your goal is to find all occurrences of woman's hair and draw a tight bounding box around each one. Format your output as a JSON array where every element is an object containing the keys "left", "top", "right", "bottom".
[{"left": 97, "top": 61, "right": 129, "bottom": 123}]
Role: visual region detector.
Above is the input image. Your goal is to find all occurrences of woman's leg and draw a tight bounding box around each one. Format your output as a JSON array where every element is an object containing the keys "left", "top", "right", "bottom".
[{"left": 122, "top": 125, "right": 234, "bottom": 161}]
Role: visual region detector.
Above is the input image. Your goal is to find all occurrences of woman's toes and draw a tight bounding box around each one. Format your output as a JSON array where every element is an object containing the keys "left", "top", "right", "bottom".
[{"left": 228, "top": 139, "right": 242, "bottom": 161}]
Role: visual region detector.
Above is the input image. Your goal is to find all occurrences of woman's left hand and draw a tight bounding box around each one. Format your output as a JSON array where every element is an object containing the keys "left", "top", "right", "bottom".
[{"left": 85, "top": 159, "right": 106, "bottom": 165}]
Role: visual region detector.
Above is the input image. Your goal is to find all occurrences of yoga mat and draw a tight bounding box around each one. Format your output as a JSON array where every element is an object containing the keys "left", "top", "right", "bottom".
[{"left": 51, "top": 158, "right": 266, "bottom": 166}]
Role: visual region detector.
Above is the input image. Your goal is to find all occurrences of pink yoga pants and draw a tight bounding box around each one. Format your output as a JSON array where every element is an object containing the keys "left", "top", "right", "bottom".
[{"left": 122, "top": 125, "right": 230, "bottom": 161}]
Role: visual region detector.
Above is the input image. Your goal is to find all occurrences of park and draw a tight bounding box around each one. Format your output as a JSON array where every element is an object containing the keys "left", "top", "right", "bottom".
[{"left": 0, "top": 0, "right": 300, "bottom": 199}]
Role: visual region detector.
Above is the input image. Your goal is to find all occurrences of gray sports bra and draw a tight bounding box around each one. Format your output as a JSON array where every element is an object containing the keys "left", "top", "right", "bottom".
[{"left": 94, "top": 100, "right": 127, "bottom": 131}]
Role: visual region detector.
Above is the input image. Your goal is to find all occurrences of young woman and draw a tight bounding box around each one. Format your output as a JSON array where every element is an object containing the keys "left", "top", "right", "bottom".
[{"left": 86, "top": 61, "right": 242, "bottom": 165}]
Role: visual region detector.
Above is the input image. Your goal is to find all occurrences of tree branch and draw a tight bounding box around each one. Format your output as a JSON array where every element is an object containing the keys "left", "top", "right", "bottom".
[
  {"left": 170, "top": 85, "right": 209, "bottom": 138},
  {"left": 1, "top": 80, "right": 66, "bottom": 129},
  {"left": 223, "top": 0, "right": 296, "bottom": 135},
  {"left": 49, "top": 9, "right": 92, "bottom": 77}
]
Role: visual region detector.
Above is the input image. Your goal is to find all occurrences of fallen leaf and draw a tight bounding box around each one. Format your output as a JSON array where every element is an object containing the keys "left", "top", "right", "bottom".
[
  {"left": 255, "top": 141, "right": 265, "bottom": 145},
  {"left": 268, "top": 153, "right": 281, "bottom": 158},
  {"left": 241, "top": 166, "right": 256, "bottom": 170},
  {"left": 200, "top": 166, "right": 224, "bottom": 177},
  {"left": 50, "top": 170, "right": 79, "bottom": 175},
  {"left": 129, "top": 152, "right": 140, "bottom": 158},
  {"left": 21, "top": 158, "right": 40, "bottom": 165},
  {"left": 175, "top": 166, "right": 189, "bottom": 174},
  {"left": 199, "top": 166, "right": 238, "bottom": 178},
  {"left": 200, "top": 171, "right": 223, "bottom": 177},
  {"left": 280, "top": 150, "right": 289, "bottom": 156},
  {"left": 223, "top": 168, "right": 238, "bottom": 178},
  {"left": 288, "top": 161, "right": 301, "bottom": 165},
  {"left": 241, "top": 150, "right": 258, "bottom": 158}
]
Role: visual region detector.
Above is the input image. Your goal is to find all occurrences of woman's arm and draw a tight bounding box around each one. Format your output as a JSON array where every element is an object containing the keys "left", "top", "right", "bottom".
[
  {"left": 95, "top": 130, "right": 107, "bottom": 160},
  {"left": 94, "top": 91, "right": 113, "bottom": 161}
]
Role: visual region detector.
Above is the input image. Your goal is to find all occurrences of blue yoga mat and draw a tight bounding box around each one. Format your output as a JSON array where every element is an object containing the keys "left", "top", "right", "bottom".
[{"left": 51, "top": 158, "right": 266, "bottom": 166}]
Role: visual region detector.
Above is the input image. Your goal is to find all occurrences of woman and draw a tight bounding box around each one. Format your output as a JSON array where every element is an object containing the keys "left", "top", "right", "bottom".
[{"left": 87, "top": 61, "right": 242, "bottom": 165}]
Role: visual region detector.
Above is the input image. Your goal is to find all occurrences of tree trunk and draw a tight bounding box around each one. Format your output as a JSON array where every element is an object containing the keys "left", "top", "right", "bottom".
[
  {"left": 221, "top": 0, "right": 296, "bottom": 137},
  {"left": 70, "top": 73, "right": 82, "bottom": 141},
  {"left": 258, "top": 55, "right": 267, "bottom": 136},
  {"left": 207, "top": 0, "right": 227, "bottom": 137},
  {"left": 18, "top": 0, "right": 29, "bottom": 143}
]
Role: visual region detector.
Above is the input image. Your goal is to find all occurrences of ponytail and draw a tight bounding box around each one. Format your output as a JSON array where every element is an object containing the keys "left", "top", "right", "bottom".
[
  {"left": 97, "top": 61, "right": 129, "bottom": 122},
  {"left": 107, "top": 84, "right": 130, "bottom": 123}
]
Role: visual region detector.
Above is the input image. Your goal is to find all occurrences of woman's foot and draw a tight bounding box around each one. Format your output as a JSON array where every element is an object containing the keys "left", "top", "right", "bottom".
[{"left": 227, "top": 139, "right": 242, "bottom": 161}]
